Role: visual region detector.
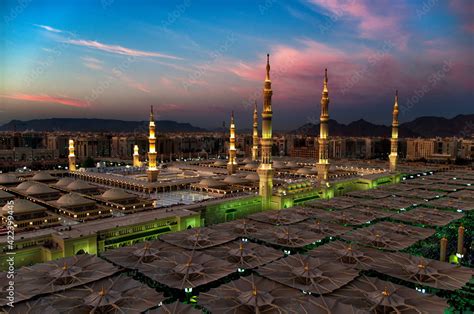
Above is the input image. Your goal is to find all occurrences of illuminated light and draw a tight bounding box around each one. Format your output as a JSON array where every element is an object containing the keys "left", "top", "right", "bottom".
[
  {"left": 400, "top": 208, "right": 406, "bottom": 211},
  {"left": 74, "top": 214, "right": 77, "bottom": 218},
  {"left": 241, "top": 238, "right": 248, "bottom": 242},
  {"left": 98, "top": 211, "right": 101, "bottom": 214},
  {"left": 184, "top": 287, "right": 193, "bottom": 293},
  {"left": 29, "top": 221, "right": 33, "bottom": 225},
  {"left": 283, "top": 250, "right": 291, "bottom": 255},
  {"left": 456, "top": 253, "right": 464, "bottom": 258},
  {"left": 86, "top": 213, "right": 90, "bottom": 216},
  {"left": 238, "top": 268, "right": 245, "bottom": 273}
]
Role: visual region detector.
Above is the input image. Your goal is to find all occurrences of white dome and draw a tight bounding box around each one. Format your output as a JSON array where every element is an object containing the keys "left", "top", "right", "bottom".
[
  {"left": 55, "top": 177, "right": 75, "bottom": 187},
  {"left": 25, "top": 184, "right": 57, "bottom": 195},
  {"left": 245, "top": 173, "right": 259, "bottom": 181},
  {"left": 296, "top": 167, "right": 316, "bottom": 175},
  {"left": 32, "top": 172, "right": 55, "bottom": 181},
  {"left": 272, "top": 160, "right": 286, "bottom": 169},
  {"left": 66, "top": 180, "right": 94, "bottom": 191},
  {"left": 286, "top": 161, "right": 299, "bottom": 168},
  {"left": 2, "top": 198, "right": 45, "bottom": 215},
  {"left": 223, "top": 175, "right": 249, "bottom": 185},
  {"left": 16, "top": 181, "right": 36, "bottom": 190},
  {"left": 198, "top": 178, "right": 227, "bottom": 188},
  {"left": 243, "top": 162, "right": 258, "bottom": 169},
  {"left": 57, "top": 193, "right": 95, "bottom": 207},
  {"left": 0, "top": 190, "right": 14, "bottom": 198},
  {"left": 213, "top": 160, "right": 227, "bottom": 166},
  {"left": 0, "top": 173, "right": 19, "bottom": 185},
  {"left": 101, "top": 188, "right": 135, "bottom": 201}
]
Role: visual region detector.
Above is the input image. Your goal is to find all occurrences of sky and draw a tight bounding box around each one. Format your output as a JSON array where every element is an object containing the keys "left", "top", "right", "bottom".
[{"left": 0, "top": 0, "right": 473, "bottom": 130}]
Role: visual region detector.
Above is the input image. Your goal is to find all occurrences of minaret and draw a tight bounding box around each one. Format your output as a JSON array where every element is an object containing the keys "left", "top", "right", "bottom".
[
  {"left": 227, "top": 111, "right": 237, "bottom": 174},
  {"left": 316, "top": 69, "right": 330, "bottom": 183},
  {"left": 257, "top": 54, "right": 274, "bottom": 209},
  {"left": 147, "top": 105, "right": 158, "bottom": 182},
  {"left": 252, "top": 101, "right": 259, "bottom": 161},
  {"left": 133, "top": 145, "right": 141, "bottom": 167},
  {"left": 389, "top": 90, "right": 399, "bottom": 172},
  {"left": 68, "top": 139, "right": 76, "bottom": 171}
]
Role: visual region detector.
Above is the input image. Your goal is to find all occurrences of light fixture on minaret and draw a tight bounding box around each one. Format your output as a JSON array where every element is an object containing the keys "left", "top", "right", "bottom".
[
  {"left": 257, "top": 54, "right": 274, "bottom": 210},
  {"left": 316, "top": 69, "right": 330, "bottom": 183},
  {"left": 68, "top": 139, "right": 76, "bottom": 171},
  {"left": 227, "top": 111, "right": 237, "bottom": 174},
  {"left": 147, "top": 105, "right": 159, "bottom": 182},
  {"left": 133, "top": 145, "right": 141, "bottom": 167},
  {"left": 252, "top": 101, "right": 259, "bottom": 161},
  {"left": 389, "top": 90, "right": 399, "bottom": 172}
]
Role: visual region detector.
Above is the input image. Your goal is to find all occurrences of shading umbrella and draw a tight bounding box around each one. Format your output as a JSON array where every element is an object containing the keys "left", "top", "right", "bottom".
[{"left": 257, "top": 254, "right": 359, "bottom": 295}]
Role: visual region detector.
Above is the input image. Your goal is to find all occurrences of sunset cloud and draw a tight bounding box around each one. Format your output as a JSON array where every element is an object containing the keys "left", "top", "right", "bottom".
[
  {"left": 0, "top": 94, "right": 89, "bottom": 108},
  {"left": 65, "top": 39, "right": 183, "bottom": 60}
]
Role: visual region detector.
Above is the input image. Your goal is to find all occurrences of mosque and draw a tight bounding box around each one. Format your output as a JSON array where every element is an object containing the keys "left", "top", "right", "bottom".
[{"left": 0, "top": 55, "right": 420, "bottom": 270}]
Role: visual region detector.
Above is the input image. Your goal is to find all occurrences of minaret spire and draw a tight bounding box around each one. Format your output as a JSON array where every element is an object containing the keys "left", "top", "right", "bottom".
[
  {"left": 316, "top": 68, "right": 330, "bottom": 183},
  {"left": 227, "top": 111, "right": 237, "bottom": 174},
  {"left": 252, "top": 101, "right": 259, "bottom": 161},
  {"left": 389, "top": 90, "right": 399, "bottom": 172},
  {"left": 147, "top": 105, "right": 159, "bottom": 182},
  {"left": 258, "top": 53, "right": 274, "bottom": 209},
  {"left": 133, "top": 144, "right": 141, "bottom": 167},
  {"left": 68, "top": 139, "right": 76, "bottom": 171}
]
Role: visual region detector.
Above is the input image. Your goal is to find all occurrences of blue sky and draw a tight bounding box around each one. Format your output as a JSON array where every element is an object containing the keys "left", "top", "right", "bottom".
[{"left": 1, "top": 0, "right": 473, "bottom": 129}]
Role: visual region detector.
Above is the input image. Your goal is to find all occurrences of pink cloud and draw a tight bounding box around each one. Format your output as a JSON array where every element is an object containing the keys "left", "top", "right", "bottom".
[
  {"left": 0, "top": 93, "right": 89, "bottom": 108},
  {"left": 65, "top": 39, "right": 182, "bottom": 60},
  {"left": 309, "top": 0, "right": 407, "bottom": 48}
]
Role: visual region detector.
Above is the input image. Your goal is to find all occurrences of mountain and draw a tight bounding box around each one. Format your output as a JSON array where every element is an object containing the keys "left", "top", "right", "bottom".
[
  {"left": 0, "top": 118, "right": 206, "bottom": 133},
  {"left": 291, "top": 114, "right": 474, "bottom": 138}
]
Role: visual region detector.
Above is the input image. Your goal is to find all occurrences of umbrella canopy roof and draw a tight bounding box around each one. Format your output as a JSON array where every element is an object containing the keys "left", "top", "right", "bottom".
[
  {"left": 248, "top": 209, "right": 307, "bottom": 225},
  {"left": 101, "top": 240, "right": 180, "bottom": 269},
  {"left": 341, "top": 221, "right": 435, "bottom": 251},
  {"left": 205, "top": 240, "right": 283, "bottom": 270},
  {"left": 329, "top": 276, "right": 448, "bottom": 313},
  {"left": 0, "top": 254, "right": 119, "bottom": 306},
  {"left": 210, "top": 219, "right": 267, "bottom": 238},
  {"left": 295, "top": 220, "right": 352, "bottom": 238},
  {"left": 393, "top": 206, "right": 464, "bottom": 226},
  {"left": 308, "top": 240, "right": 384, "bottom": 271},
  {"left": 257, "top": 254, "right": 359, "bottom": 295},
  {"left": 370, "top": 251, "right": 474, "bottom": 291},
  {"left": 160, "top": 227, "right": 236, "bottom": 250},
  {"left": 252, "top": 225, "right": 330, "bottom": 249},
  {"left": 199, "top": 274, "right": 310, "bottom": 313},
  {"left": 8, "top": 275, "right": 164, "bottom": 314},
  {"left": 138, "top": 251, "right": 235, "bottom": 289}
]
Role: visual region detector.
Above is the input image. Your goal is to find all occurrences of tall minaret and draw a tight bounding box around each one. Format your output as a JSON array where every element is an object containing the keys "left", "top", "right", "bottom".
[
  {"left": 316, "top": 69, "right": 330, "bottom": 183},
  {"left": 147, "top": 105, "right": 158, "bottom": 182},
  {"left": 133, "top": 145, "right": 141, "bottom": 167},
  {"left": 257, "top": 54, "right": 274, "bottom": 209},
  {"left": 68, "top": 139, "right": 76, "bottom": 171},
  {"left": 389, "top": 90, "right": 399, "bottom": 172},
  {"left": 227, "top": 111, "right": 237, "bottom": 174},
  {"left": 252, "top": 101, "right": 259, "bottom": 161}
]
